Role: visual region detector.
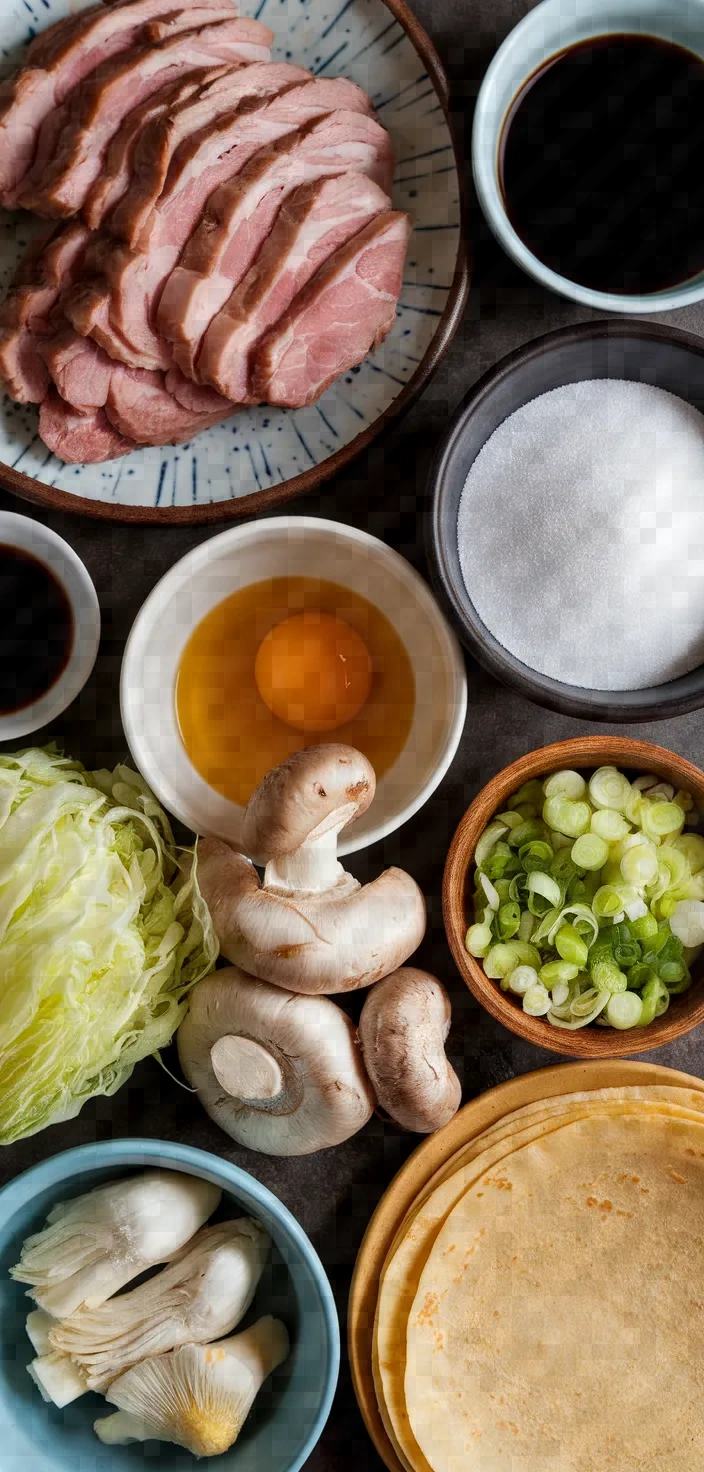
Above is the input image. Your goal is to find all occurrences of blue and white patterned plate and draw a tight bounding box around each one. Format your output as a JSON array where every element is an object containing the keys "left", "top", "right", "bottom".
[{"left": 0, "top": 0, "right": 467, "bottom": 520}]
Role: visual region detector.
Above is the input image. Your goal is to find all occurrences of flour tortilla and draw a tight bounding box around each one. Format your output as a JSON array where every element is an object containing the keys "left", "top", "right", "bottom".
[
  {"left": 374, "top": 1087, "right": 704, "bottom": 1472},
  {"left": 405, "top": 1111, "right": 704, "bottom": 1472}
]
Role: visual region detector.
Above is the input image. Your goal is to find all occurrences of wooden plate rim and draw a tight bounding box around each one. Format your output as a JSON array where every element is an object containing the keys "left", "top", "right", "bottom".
[
  {"left": 443, "top": 736, "right": 704, "bottom": 1059},
  {"left": 0, "top": 0, "right": 470, "bottom": 525},
  {"left": 348, "top": 1056, "right": 704, "bottom": 1472}
]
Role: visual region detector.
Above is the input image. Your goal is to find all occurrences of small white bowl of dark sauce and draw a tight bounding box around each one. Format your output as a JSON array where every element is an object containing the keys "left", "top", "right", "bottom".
[
  {"left": 473, "top": 0, "right": 704, "bottom": 312},
  {"left": 0, "top": 512, "right": 100, "bottom": 738}
]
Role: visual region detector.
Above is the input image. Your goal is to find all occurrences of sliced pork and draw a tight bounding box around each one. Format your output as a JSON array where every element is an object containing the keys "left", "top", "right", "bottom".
[
  {"left": 144, "top": 7, "right": 238, "bottom": 42},
  {"left": 0, "top": 0, "right": 238, "bottom": 204},
  {"left": 159, "top": 110, "right": 394, "bottom": 374},
  {"left": 0, "top": 223, "right": 91, "bottom": 403},
  {"left": 197, "top": 173, "right": 390, "bottom": 399},
  {"left": 109, "top": 61, "right": 311, "bottom": 246},
  {"left": 39, "top": 328, "right": 115, "bottom": 415},
  {"left": 19, "top": 19, "right": 272, "bottom": 217},
  {"left": 69, "top": 77, "right": 380, "bottom": 372},
  {"left": 82, "top": 69, "right": 217, "bottom": 230},
  {"left": 39, "top": 392, "right": 134, "bottom": 463},
  {"left": 251, "top": 210, "right": 412, "bottom": 407},
  {"left": 104, "top": 365, "right": 233, "bottom": 442}
]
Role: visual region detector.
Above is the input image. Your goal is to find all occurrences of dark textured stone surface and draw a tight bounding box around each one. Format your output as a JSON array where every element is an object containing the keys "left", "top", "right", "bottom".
[{"left": 2, "top": 1, "right": 704, "bottom": 1466}]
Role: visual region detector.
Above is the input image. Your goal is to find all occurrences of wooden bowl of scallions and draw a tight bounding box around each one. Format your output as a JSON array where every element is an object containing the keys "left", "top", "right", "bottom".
[{"left": 443, "top": 736, "right": 704, "bottom": 1058}]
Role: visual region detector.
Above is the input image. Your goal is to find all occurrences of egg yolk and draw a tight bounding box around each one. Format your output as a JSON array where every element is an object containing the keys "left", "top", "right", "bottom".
[{"left": 254, "top": 611, "right": 373, "bottom": 732}]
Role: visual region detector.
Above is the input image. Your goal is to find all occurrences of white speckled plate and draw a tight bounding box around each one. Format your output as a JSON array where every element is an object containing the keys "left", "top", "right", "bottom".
[{"left": 0, "top": 0, "right": 467, "bottom": 521}]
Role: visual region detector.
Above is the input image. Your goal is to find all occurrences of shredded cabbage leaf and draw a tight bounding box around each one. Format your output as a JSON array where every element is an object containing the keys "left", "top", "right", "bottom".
[{"left": 0, "top": 747, "right": 218, "bottom": 1144}]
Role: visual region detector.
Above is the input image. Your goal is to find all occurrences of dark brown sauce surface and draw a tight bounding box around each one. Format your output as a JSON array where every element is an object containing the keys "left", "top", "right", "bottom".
[
  {"left": 0, "top": 544, "right": 73, "bottom": 714},
  {"left": 500, "top": 34, "right": 704, "bottom": 295}
]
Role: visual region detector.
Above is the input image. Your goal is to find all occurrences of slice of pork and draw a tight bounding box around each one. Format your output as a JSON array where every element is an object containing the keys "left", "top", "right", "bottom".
[
  {"left": 143, "top": 7, "right": 238, "bottom": 41},
  {"left": 197, "top": 172, "right": 390, "bottom": 400},
  {"left": 0, "top": 0, "right": 238, "bottom": 204},
  {"left": 39, "top": 392, "right": 135, "bottom": 463},
  {"left": 39, "top": 328, "right": 115, "bottom": 414},
  {"left": 159, "top": 109, "right": 393, "bottom": 375},
  {"left": 82, "top": 68, "right": 220, "bottom": 230},
  {"left": 104, "top": 364, "right": 233, "bottom": 441},
  {"left": 0, "top": 223, "right": 91, "bottom": 403},
  {"left": 251, "top": 210, "right": 412, "bottom": 408},
  {"left": 164, "top": 364, "right": 230, "bottom": 413},
  {"left": 70, "top": 77, "right": 379, "bottom": 373},
  {"left": 109, "top": 61, "right": 311, "bottom": 246},
  {"left": 19, "top": 19, "right": 272, "bottom": 217}
]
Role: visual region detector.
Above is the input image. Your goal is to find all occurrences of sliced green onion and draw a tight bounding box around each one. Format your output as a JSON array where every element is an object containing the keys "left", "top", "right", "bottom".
[
  {"left": 522, "top": 983, "right": 552, "bottom": 1017},
  {"left": 539, "top": 960, "right": 580, "bottom": 986},
  {"left": 519, "top": 839, "right": 554, "bottom": 873},
  {"left": 588, "top": 766, "right": 632, "bottom": 812},
  {"left": 479, "top": 872, "right": 500, "bottom": 911},
  {"left": 465, "top": 923, "right": 493, "bottom": 957},
  {"left": 507, "top": 964, "right": 539, "bottom": 996},
  {"left": 626, "top": 963, "right": 658, "bottom": 991},
  {"left": 507, "top": 819, "right": 545, "bottom": 850},
  {"left": 493, "top": 879, "right": 512, "bottom": 904},
  {"left": 628, "top": 911, "right": 658, "bottom": 942},
  {"left": 484, "top": 943, "right": 520, "bottom": 980},
  {"left": 632, "top": 774, "right": 659, "bottom": 793},
  {"left": 547, "top": 992, "right": 610, "bottom": 1029},
  {"left": 493, "top": 810, "right": 525, "bottom": 831},
  {"left": 571, "top": 833, "right": 609, "bottom": 872},
  {"left": 660, "top": 959, "right": 686, "bottom": 986},
  {"left": 612, "top": 923, "right": 641, "bottom": 969},
  {"left": 543, "top": 770, "right": 586, "bottom": 801},
  {"left": 648, "top": 783, "right": 675, "bottom": 802},
  {"left": 518, "top": 910, "right": 535, "bottom": 941},
  {"left": 543, "top": 797, "right": 592, "bottom": 838},
  {"left": 550, "top": 853, "right": 578, "bottom": 884},
  {"left": 550, "top": 980, "right": 570, "bottom": 1007},
  {"left": 593, "top": 886, "right": 625, "bottom": 921},
  {"left": 589, "top": 932, "right": 627, "bottom": 994},
  {"left": 510, "top": 941, "right": 543, "bottom": 968},
  {"left": 508, "top": 780, "right": 545, "bottom": 811},
  {"left": 546, "top": 903, "right": 599, "bottom": 949},
  {"left": 640, "top": 801, "right": 686, "bottom": 841},
  {"left": 620, "top": 845, "right": 659, "bottom": 888},
  {"left": 508, "top": 873, "right": 529, "bottom": 904},
  {"left": 554, "top": 923, "right": 589, "bottom": 967},
  {"left": 670, "top": 899, "right": 704, "bottom": 947},
  {"left": 673, "top": 833, "right": 704, "bottom": 874},
  {"left": 551, "top": 831, "right": 574, "bottom": 852},
  {"left": 590, "top": 809, "right": 630, "bottom": 843},
  {"left": 623, "top": 897, "right": 648, "bottom": 923},
  {"left": 639, "top": 976, "right": 670, "bottom": 1026},
  {"left": 496, "top": 901, "right": 521, "bottom": 940},
  {"left": 606, "top": 992, "right": 643, "bottom": 1029},
  {"left": 532, "top": 906, "right": 562, "bottom": 945},
  {"left": 526, "top": 870, "right": 562, "bottom": 916},
  {"left": 474, "top": 820, "right": 509, "bottom": 868}
]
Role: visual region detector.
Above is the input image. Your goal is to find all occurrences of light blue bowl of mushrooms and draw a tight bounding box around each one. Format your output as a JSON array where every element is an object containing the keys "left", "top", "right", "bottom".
[{"left": 0, "top": 1140, "right": 339, "bottom": 1472}]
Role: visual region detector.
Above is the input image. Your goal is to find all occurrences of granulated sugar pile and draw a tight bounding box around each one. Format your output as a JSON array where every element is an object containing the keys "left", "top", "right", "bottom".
[{"left": 457, "top": 379, "right": 704, "bottom": 690}]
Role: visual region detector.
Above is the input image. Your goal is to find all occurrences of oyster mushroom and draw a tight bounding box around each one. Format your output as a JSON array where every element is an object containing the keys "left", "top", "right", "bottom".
[
  {"left": 177, "top": 966, "right": 375, "bottom": 1155},
  {"left": 358, "top": 968, "right": 461, "bottom": 1133},
  {"left": 198, "top": 746, "right": 426, "bottom": 994}
]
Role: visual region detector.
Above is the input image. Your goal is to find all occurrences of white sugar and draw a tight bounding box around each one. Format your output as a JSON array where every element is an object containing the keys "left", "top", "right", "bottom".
[{"left": 457, "top": 379, "right": 704, "bottom": 690}]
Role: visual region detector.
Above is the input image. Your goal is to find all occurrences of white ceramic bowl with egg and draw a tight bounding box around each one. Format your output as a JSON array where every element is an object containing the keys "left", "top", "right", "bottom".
[{"left": 120, "top": 516, "right": 467, "bottom": 853}]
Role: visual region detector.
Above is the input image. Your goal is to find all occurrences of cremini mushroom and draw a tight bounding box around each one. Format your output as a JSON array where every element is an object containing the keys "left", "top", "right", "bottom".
[
  {"left": 197, "top": 745, "right": 426, "bottom": 994},
  {"left": 177, "top": 966, "right": 375, "bottom": 1155},
  {"left": 358, "top": 968, "right": 461, "bottom": 1133}
]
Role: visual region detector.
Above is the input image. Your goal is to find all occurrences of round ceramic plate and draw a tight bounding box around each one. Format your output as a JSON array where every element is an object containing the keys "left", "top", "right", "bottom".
[
  {"left": 348, "top": 1059, "right": 704, "bottom": 1472},
  {"left": 0, "top": 0, "right": 468, "bottom": 522}
]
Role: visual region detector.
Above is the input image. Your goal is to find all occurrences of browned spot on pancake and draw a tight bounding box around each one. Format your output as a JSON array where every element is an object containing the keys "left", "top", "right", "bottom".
[
  {"left": 640, "top": 1186, "right": 649, "bottom": 1193},
  {"left": 616, "top": 1209, "right": 634, "bottom": 1218},
  {"left": 667, "top": 1166, "right": 687, "bottom": 1184},
  {"left": 586, "top": 1196, "right": 598, "bottom": 1207},
  {"left": 416, "top": 1292, "right": 439, "bottom": 1326},
  {"left": 598, "top": 1199, "right": 613, "bottom": 1212}
]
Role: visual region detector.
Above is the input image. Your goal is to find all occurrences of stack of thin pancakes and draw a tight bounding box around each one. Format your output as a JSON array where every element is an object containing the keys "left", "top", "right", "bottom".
[{"left": 371, "top": 1085, "right": 704, "bottom": 1472}]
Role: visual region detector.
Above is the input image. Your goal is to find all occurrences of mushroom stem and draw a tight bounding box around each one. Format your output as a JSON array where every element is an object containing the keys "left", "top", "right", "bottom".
[
  {"left": 210, "top": 1037, "right": 284, "bottom": 1103},
  {"left": 263, "top": 805, "right": 359, "bottom": 895}
]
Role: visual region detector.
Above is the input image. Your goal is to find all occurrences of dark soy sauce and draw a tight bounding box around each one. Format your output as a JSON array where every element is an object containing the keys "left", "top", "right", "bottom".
[
  {"left": 500, "top": 34, "right": 704, "bottom": 295},
  {"left": 0, "top": 545, "right": 73, "bottom": 713}
]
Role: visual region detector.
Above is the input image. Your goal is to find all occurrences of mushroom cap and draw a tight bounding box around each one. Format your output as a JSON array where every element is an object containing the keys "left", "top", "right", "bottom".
[
  {"left": 358, "top": 968, "right": 461, "bottom": 1133},
  {"left": 196, "top": 840, "right": 427, "bottom": 994},
  {"left": 242, "top": 745, "right": 375, "bottom": 864},
  {"left": 177, "top": 967, "right": 375, "bottom": 1155}
]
